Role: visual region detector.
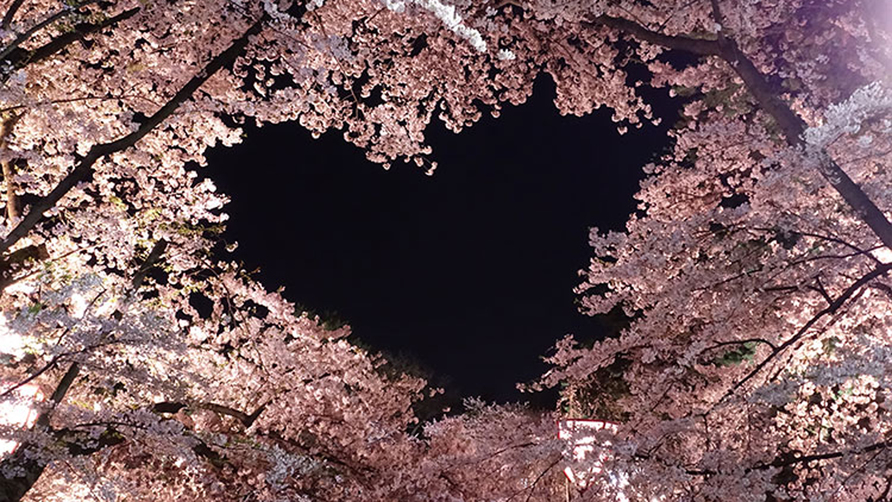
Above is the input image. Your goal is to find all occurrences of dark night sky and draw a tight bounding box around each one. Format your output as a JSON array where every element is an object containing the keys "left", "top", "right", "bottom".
[{"left": 205, "top": 76, "right": 676, "bottom": 404}]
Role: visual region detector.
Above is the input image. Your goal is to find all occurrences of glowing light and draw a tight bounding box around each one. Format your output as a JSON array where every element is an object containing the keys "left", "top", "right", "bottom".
[
  {"left": 558, "top": 418, "right": 618, "bottom": 488},
  {"left": 873, "top": 247, "right": 892, "bottom": 264},
  {"left": 0, "top": 382, "right": 43, "bottom": 455},
  {"left": 0, "top": 315, "right": 27, "bottom": 360}
]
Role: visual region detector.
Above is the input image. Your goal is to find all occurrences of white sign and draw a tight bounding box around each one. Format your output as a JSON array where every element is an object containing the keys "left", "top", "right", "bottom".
[{"left": 558, "top": 419, "right": 619, "bottom": 489}]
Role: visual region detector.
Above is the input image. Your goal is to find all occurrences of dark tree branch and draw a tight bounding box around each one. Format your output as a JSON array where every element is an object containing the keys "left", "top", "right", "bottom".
[
  {"left": 810, "top": 275, "right": 833, "bottom": 305},
  {"left": 585, "top": 13, "right": 892, "bottom": 250},
  {"left": 704, "top": 337, "right": 777, "bottom": 352},
  {"left": 585, "top": 15, "right": 720, "bottom": 56},
  {"left": 0, "top": 233, "right": 171, "bottom": 500},
  {"left": 201, "top": 402, "right": 267, "bottom": 428},
  {"left": 0, "top": 114, "right": 21, "bottom": 221},
  {"left": 872, "top": 281, "right": 892, "bottom": 301},
  {"left": 37, "top": 362, "right": 81, "bottom": 426},
  {"left": 0, "top": 243, "right": 48, "bottom": 290},
  {"left": 0, "top": 16, "right": 265, "bottom": 255},
  {"left": 130, "top": 239, "right": 167, "bottom": 290},
  {"left": 0, "top": 0, "right": 100, "bottom": 62},
  {"left": 152, "top": 400, "right": 268, "bottom": 428},
  {"left": 879, "top": 474, "right": 892, "bottom": 502},
  {"left": 1, "top": 7, "right": 140, "bottom": 78},
  {"left": 708, "top": 0, "right": 731, "bottom": 60},
  {"left": 716, "top": 41, "right": 892, "bottom": 250},
  {"left": 0, "top": 362, "right": 81, "bottom": 502},
  {"left": 0, "top": 92, "right": 155, "bottom": 115},
  {"left": 0, "top": 356, "right": 59, "bottom": 400},
  {"left": 718, "top": 262, "right": 892, "bottom": 403},
  {"left": 774, "top": 228, "right": 884, "bottom": 266},
  {"left": 673, "top": 440, "right": 892, "bottom": 479},
  {"left": 0, "top": 0, "right": 25, "bottom": 29},
  {"left": 753, "top": 440, "right": 891, "bottom": 471},
  {"left": 521, "top": 455, "right": 561, "bottom": 502},
  {"left": 0, "top": 414, "right": 236, "bottom": 502},
  {"left": 54, "top": 426, "right": 126, "bottom": 457}
]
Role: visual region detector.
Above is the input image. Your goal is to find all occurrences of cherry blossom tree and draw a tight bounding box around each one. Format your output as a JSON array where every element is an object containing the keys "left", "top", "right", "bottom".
[
  {"left": 0, "top": 0, "right": 594, "bottom": 497},
  {"left": 529, "top": 1, "right": 892, "bottom": 500},
  {"left": 0, "top": 0, "right": 889, "bottom": 500},
  {"left": 0, "top": 0, "right": 482, "bottom": 499}
]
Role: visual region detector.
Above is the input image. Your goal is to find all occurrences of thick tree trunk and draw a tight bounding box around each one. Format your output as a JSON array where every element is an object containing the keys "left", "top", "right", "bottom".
[
  {"left": 0, "top": 455, "right": 47, "bottom": 502},
  {"left": 0, "top": 115, "right": 20, "bottom": 221},
  {"left": 714, "top": 39, "right": 892, "bottom": 250}
]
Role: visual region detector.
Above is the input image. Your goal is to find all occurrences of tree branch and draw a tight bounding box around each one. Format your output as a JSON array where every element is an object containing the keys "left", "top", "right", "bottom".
[
  {"left": 0, "top": 16, "right": 265, "bottom": 255},
  {"left": 718, "top": 42, "right": 892, "bottom": 250},
  {"left": 0, "top": 15, "right": 263, "bottom": 488},
  {"left": 704, "top": 337, "right": 777, "bottom": 352},
  {"left": 0, "top": 362, "right": 81, "bottom": 502},
  {"left": 585, "top": 13, "right": 892, "bottom": 250},
  {"left": 152, "top": 400, "right": 268, "bottom": 428},
  {"left": 752, "top": 440, "right": 891, "bottom": 471},
  {"left": 521, "top": 455, "right": 561, "bottom": 502},
  {"left": 130, "top": 239, "right": 167, "bottom": 290},
  {"left": 719, "top": 262, "right": 892, "bottom": 403},
  {"left": 0, "top": 0, "right": 100, "bottom": 63},
  {"left": 0, "top": 92, "right": 156, "bottom": 116},
  {"left": 0, "top": 114, "right": 21, "bottom": 221},
  {"left": 584, "top": 15, "right": 720, "bottom": 56},
  {"left": 0, "top": 233, "right": 171, "bottom": 500},
  {"left": 36, "top": 362, "right": 81, "bottom": 426},
  {"left": 1, "top": 7, "right": 140, "bottom": 78},
  {"left": 641, "top": 439, "right": 891, "bottom": 479},
  {"left": 1, "top": 0, "right": 25, "bottom": 30}
]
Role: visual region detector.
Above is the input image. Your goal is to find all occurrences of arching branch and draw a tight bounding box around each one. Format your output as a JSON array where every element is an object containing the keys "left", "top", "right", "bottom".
[
  {"left": 1, "top": 7, "right": 140, "bottom": 79},
  {"left": 1, "top": 0, "right": 26, "bottom": 29},
  {"left": 0, "top": 16, "right": 266, "bottom": 255},
  {"left": 585, "top": 15, "right": 720, "bottom": 56},
  {"left": 0, "top": 0, "right": 100, "bottom": 63},
  {"left": 584, "top": 13, "right": 892, "bottom": 250}
]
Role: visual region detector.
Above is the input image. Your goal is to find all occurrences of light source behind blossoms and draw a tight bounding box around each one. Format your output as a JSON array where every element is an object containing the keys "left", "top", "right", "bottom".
[
  {"left": 0, "top": 315, "right": 41, "bottom": 457},
  {"left": 557, "top": 419, "right": 621, "bottom": 490},
  {"left": 0, "top": 0, "right": 889, "bottom": 499},
  {"left": 0, "top": 382, "right": 41, "bottom": 456}
]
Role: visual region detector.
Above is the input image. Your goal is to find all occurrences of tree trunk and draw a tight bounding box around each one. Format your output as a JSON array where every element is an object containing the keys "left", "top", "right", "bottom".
[{"left": 0, "top": 115, "right": 20, "bottom": 222}]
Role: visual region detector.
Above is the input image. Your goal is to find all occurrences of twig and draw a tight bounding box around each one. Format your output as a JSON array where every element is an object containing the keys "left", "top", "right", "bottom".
[{"left": 716, "top": 262, "right": 892, "bottom": 405}]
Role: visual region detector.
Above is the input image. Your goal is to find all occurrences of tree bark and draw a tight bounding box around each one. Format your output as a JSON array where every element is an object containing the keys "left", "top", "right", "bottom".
[
  {"left": 0, "top": 114, "right": 20, "bottom": 221},
  {"left": 0, "top": 0, "right": 25, "bottom": 30},
  {"left": 0, "top": 363, "right": 80, "bottom": 502},
  {"left": 0, "top": 0, "right": 101, "bottom": 63}
]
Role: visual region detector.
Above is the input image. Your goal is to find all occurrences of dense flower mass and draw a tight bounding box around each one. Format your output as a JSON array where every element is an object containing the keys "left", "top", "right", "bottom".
[{"left": 0, "top": 0, "right": 889, "bottom": 500}]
